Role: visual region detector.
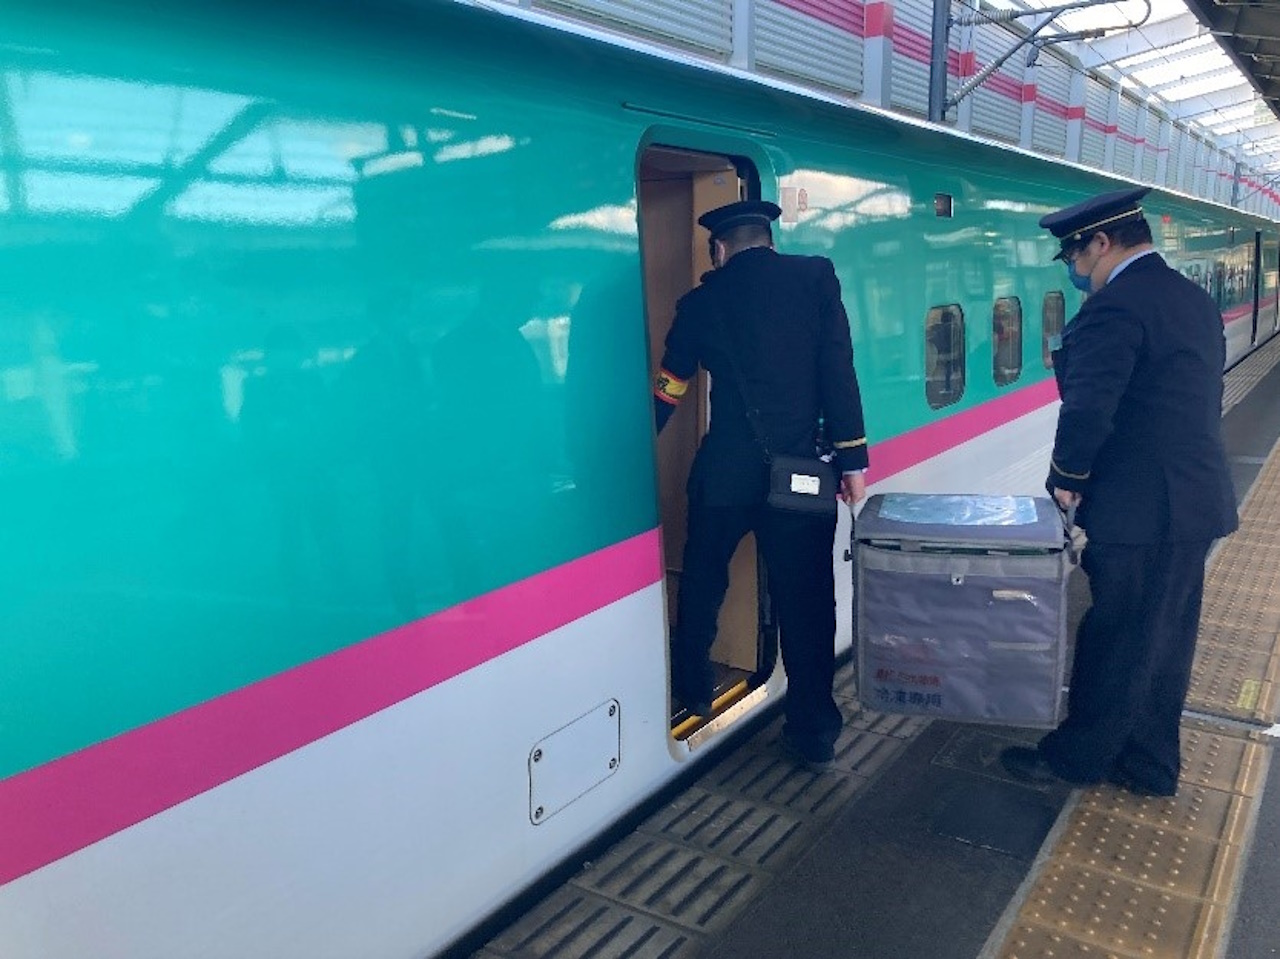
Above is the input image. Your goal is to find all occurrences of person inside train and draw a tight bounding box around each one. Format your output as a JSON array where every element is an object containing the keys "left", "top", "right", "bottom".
[
  {"left": 1001, "top": 186, "right": 1238, "bottom": 797},
  {"left": 652, "top": 199, "right": 870, "bottom": 772}
]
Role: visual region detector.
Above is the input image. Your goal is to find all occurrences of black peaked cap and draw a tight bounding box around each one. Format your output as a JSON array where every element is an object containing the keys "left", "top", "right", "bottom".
[
  {"left": 697, "top": 199, "right": 782, "bottom": 238},
  {"left": 1039, "top": 186, "right": 1152, "bottom": 260}
]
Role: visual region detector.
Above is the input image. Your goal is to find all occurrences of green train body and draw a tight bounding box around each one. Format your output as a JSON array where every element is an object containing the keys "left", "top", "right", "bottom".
[{"left": 0, "top": 3, "right": 1274, "bottom": 957}]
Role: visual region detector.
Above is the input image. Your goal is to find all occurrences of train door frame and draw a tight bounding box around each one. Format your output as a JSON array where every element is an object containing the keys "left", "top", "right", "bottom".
[{"left": 634, "top": 132, "right": 780, "bottom": 740}]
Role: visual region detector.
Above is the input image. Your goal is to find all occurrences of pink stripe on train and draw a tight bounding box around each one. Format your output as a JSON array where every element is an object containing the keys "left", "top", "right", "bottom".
[
  {"left": 0, "top": 530, "right": 664, "bottom": 886},
  {"left": 873, "top": 377, "right": 1059, "bottom": 481}
]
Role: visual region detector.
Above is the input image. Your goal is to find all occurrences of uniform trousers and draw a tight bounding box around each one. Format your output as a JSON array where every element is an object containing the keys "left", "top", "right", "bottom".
[
  {"left": 671, "top": 502, "right": 842, "bottom": 752},
  {"left": 1039, "top": 538, "right": 1212, "bottom": 792}
]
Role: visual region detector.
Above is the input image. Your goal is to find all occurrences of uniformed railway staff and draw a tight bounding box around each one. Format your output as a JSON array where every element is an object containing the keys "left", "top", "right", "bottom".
[
  {"left": 1001, "top": 187, "right": 1238, "bottom": 797},
  {"left": 653, "top": 199, "right": 869, "bottom": 771}
]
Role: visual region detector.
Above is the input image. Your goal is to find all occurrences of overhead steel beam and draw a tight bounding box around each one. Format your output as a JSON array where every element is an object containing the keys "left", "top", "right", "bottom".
[
  {"left": 1149, "top": 63, "right": 1243, "bottom": 96},
  {"left": 1164, "top": 83, "right": 1257, "bottom": 121},
  {"left": 1074, "top": 11, "right": 1208, "bottom": 70},
  {"left": 1089, "top": 34, "right": 1221, "bottom": 77}
]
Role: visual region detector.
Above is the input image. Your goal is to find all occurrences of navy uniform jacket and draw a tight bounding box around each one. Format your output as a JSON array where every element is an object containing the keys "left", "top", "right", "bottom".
[
  {"left": 1048, "top": 252, "right": 1237, "bottom": 544},
  {"left": 654, "top": 247, "right": 868, "bottom": 506}
]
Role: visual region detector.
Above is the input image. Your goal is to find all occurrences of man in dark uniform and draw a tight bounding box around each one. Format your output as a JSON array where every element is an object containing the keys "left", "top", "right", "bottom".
[
  {"left": 1001, "top": 187, "right": 1238, "bottom": 797},
  {"left": 653, "top": 199, "right": 869, "bottom": 771}
]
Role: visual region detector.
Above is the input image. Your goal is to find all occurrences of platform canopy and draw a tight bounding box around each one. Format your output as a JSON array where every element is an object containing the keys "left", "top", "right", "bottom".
[{"left": 985, "top": 0, "right": 1280, "bottom": 178}]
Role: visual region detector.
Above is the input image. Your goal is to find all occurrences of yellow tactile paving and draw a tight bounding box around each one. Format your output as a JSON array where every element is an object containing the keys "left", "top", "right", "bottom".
[
  {"left": 1184, "top": 637, "right": 1279, "bottom": 723},
  {"left": 1077, "top": 782, "right": 1252, "bottom": 845},
  {"left": 1053, "top": 807, "right": 1242, "bottom": 902},
  {"left": 993, "top": 436, "right": 1280, "bottom": 959},
  {"left": 1177, "top": 722, "right": 1268, "bottom": 803},
  {"left": 1006, "top": 860, "right": 1230, "bottom": 959},
  {"left": 992, "top": 729, "right": 1263, "bottom": 959}
]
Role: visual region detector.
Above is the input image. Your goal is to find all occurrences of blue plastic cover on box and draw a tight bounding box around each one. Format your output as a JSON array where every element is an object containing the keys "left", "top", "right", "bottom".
[{"left": 854, "top": 493, "right": 1071, "bottom": 728}]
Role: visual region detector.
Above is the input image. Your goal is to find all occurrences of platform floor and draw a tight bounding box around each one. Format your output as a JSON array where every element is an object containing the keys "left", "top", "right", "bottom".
[{"left": 468, "top": 339, "right": 1280, "bottom": 959}]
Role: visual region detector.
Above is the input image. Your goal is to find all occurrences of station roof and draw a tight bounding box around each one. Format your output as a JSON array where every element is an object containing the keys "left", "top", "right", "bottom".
[{"left": 985, "top": 0, "right": 1280, "bottom": 177}]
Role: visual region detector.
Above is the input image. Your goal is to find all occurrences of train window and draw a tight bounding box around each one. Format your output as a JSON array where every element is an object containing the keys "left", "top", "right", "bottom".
[
  {"left": 992, "top": 297, "right": 1022, "bottom": 387},
  {"left": 1042, "top": 292, "right": 1065, "bottom": 368},
  {"left": 925, "top": 304, "right": 965, "bottom": 409}
]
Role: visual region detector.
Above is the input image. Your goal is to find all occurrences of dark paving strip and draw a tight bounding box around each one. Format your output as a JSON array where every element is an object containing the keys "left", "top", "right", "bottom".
[{"left": 704, "top": 723, "right": 1071, "bottom": 959}]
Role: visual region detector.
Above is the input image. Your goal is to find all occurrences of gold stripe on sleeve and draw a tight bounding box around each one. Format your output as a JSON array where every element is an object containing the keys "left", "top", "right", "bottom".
[{"left": 1051, "top": 458, "right": 1090, "bottom": 480}]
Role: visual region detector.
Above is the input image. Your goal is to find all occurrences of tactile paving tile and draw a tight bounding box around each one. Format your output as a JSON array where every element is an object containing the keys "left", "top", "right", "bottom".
[
  {"left": 1054, "top": 807, "right": 1242, "bottom": 902},
  {"left": 833, "top": 658, "right": 859, "bottom": 700},
  {"left": 1179, "top": 724, "right": 1267, "bottom": 797},
  {"left": 837, "top": 699, "right": 932, "bottom": 739},
  {"left": 477, "top": 886, "right": 697, "bottom": 959},
  {"left": 1181, "top": 714, "right": 1272, "bottom": 744},
  {"left": 569, "top": 833, "right": 762, "bottom": 934},
  {"left": 1185, "top": 640, "right": 1280, "bottom": 721},
  {"left": 1078, "top": 781, "right": 1252, "bottom": 844},
  {"left": 1198, "top": 589, "right": 1280, "bottom": 634},
  {"left": 697, "top": 748, "right": 866, "bottom": 818},
  {"left": 1000, "top": 861, "right": 1229, "bottom": 959},
  {"left": 828, "top": 724, "right": 910, "bottom": 777},
  {"left": 636, "top": 786, "right": 803, "bottom": 869},
  {"left": 1222, "top": 334, "right": 1280, "bottom": 414},
  {"left": 996, "top": 922, "right": 1145, "bottom": 959},
  {"left": 990, "top": 716, "right": 1267, "bottom": 959}
]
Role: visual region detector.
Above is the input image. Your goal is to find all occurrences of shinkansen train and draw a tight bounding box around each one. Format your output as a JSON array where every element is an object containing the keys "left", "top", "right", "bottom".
[{"left": 2, "top": 2, "right": 1277, "bottom": 957}]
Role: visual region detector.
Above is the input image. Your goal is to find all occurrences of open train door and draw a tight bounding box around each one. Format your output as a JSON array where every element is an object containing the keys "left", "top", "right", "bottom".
[{"left": 636, "top": 145, "right": 777, "bottom": 736}]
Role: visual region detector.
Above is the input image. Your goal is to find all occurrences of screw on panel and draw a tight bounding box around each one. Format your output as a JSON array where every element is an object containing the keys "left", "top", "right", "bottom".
[
  {"left": 609, "top": 758, "right": 618, "bottom": 769},
  {"left": 609, "top": 703, "right": 617, "bottom": 717},
  {"left": 534, "top": 806, "right": 544, "bottom": 820},
  {"left": 533, "top": 749, "right": 542, "bottom": 763}
]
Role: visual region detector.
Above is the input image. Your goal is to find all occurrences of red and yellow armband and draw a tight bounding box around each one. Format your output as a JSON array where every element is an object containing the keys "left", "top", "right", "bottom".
[{"left": 653, "top": 368, "right": 690, "bottom": 407}]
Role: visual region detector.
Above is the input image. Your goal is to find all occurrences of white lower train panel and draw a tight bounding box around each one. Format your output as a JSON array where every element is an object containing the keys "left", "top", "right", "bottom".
[
  {"left": 870, "top": 403, "right": 1058, "bottom": 498},
  {"left": 0, "top": 584, "right": 687, "bottom": 959}
]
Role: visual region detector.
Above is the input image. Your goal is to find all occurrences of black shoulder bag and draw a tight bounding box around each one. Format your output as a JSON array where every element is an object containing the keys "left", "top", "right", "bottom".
[{"left": 711, "top": 310, "right": 839, "bottom": 517}]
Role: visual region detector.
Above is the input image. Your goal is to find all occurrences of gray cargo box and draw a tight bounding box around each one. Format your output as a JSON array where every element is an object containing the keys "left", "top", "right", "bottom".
[{"left": 854, "top": 493, "right": 1071, "bottom": 728}]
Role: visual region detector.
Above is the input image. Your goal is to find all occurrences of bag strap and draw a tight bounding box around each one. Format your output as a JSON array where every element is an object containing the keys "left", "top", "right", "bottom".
[{"left": 706, "top": 302, "right": 775, "bottom": 462}]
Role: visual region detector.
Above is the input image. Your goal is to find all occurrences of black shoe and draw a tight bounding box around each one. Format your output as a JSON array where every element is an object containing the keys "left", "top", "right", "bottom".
[
  {"left": 1000, "top": 746, "right": 1062, "bottom": 785},
  {"left": 1108, "top": 768, "right": 1176, "bottom": 798},
  {"left": 779, "top": 733, "right": 835, "bottom": 773}
]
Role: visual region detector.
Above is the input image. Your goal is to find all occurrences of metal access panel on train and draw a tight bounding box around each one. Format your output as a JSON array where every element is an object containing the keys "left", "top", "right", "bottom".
[{"left": 854, "top": 494, "right": 1071, "bottom": 728}]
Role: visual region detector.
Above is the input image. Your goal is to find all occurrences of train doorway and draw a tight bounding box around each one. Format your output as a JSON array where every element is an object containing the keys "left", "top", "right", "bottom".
[{"left": 636, "top": 145, "right": 776, "bottom": 736}]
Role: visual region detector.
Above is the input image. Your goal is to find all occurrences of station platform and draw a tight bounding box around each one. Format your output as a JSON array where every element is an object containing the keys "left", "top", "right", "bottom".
[{"left": 467, "top": 337, "right": 1280, "bottom": 959}]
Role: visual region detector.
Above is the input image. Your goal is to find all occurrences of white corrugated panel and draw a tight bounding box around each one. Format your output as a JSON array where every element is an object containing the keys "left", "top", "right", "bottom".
[
  {"left": 1207, "top": 149, "right": 1221, "bottom": 202},
  {"left": 1191, "top": 139, "right": 1207, "bottom": 197},
  {"left": 535, "top": 0, "right": 732, "bottom": 55},
  {"left": 1141, "top": 110, "right": 1160, "bottom": 183},
  {"left": 1114, "top": 94, "right": 1139, "bottom": 174},
  {"left": 1081, "top": 76, "right": 1108, "bottom": 168},
  {"left": 1031, "top": 53, "right": 1071, "bottom": 156},
  {"left": 970, "top": 21, "right": 1021, "bottom": 143},
  {"left": 1167, "top": 126, "right": 1184, "bottom": 189},
  {"left": 755, "top": 0, "right": 863, "bottom": 96},
  {"left": 890, "top": 0, "right": 934, "bottom": 116}
]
